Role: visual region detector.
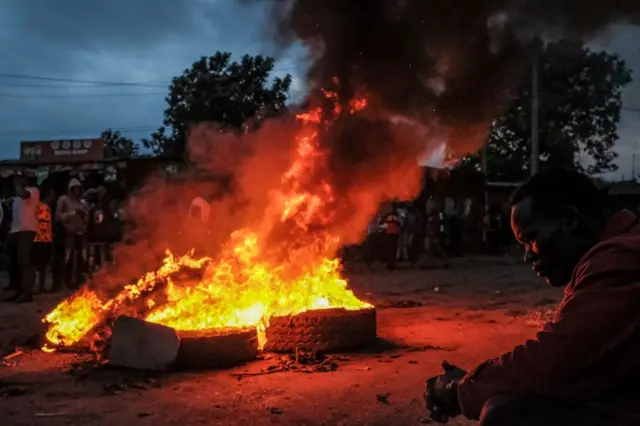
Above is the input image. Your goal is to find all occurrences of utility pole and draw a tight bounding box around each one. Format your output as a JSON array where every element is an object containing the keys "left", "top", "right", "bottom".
[{"left": 531, "top": 46, "right": 540, "bottom": 176}]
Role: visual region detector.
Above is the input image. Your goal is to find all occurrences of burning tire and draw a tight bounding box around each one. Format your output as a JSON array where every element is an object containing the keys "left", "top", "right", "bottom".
[
  {"left": 176, "top": 328, "right": 259, "bottom": 370},
  {"left": 264, "top": 308, "right": 376, "bottom": 353}
]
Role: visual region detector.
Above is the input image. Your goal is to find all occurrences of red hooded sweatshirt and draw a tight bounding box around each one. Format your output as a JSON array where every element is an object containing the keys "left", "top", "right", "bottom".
[{"left": 457, "top": 210, "right": 640, "bottom": 421}]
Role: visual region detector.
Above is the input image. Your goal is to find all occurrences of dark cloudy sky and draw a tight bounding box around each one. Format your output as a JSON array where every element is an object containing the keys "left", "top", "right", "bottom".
[{"left": 0, "top": 0, "right": 638, "bottom": 180}]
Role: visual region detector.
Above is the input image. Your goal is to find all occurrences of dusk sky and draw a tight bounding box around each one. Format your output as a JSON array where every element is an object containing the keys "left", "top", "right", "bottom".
[{"left": 1, "top": 0, "right": 638, "bottom": 179}]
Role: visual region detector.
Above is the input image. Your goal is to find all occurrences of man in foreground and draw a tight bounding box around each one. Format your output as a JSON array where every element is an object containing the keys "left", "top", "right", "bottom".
[{"left": 425, "top": 169, "right": 640, "bottom": 425}]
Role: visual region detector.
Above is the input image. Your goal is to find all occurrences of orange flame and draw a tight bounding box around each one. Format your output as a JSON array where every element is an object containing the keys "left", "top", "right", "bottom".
[
  {"left": 43, "top": 251, "right": 210, "bottom": 349},
  {"left": 42, "top": 90, "right": 372, "bottom": 352}
]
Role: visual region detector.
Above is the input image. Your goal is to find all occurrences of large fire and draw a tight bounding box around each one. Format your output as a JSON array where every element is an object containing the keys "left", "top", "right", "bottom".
[{"left": 43, "top": 90, "right": 372, "bottom": 351}]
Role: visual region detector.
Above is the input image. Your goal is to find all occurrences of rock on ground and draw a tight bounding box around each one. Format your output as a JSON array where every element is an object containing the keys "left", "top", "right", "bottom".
[{"left": 109, "top": 316, "right": 180, "bottom": 371}]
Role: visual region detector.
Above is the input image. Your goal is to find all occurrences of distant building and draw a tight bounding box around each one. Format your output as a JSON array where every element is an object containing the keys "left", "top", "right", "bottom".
[{"left": 599, "top": 180, "right": 640, "bottom": 213}]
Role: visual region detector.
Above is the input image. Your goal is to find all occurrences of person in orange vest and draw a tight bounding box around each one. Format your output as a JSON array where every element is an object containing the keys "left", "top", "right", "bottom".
[
  {"left": 383, "top": 202, "right": 402, "bottom": 270},
  {"left": 33, "top": 185, "right": 55, "bottom": 293}
]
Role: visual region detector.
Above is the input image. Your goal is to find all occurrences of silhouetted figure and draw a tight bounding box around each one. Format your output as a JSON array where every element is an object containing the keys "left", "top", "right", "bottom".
[{"left": 382, "top": 202, "right": 402, "bottom": 270}]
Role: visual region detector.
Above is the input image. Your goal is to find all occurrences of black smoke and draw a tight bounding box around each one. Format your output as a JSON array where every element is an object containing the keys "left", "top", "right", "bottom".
[
  {"left": 245, "top": 0, "right": 640, "bottom": 159},
  {"left": 228, "top": 0, "right": 640, "bottom": 245}
]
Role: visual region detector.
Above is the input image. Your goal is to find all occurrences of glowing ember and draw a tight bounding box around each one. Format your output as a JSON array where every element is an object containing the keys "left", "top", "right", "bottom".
[{"left": 42, "top": 88, "right": 372, "bottom": 352}]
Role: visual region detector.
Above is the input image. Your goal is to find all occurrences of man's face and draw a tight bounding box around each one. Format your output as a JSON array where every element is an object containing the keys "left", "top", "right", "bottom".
[
  {"left": 14, "top": 176, "right": 26, "bottom": 189},
  {"left": 70, "top": 185, "right": 82, "bottom": 198},
  {"left": 510, "top": 196, "right": 586, "bottom": 287}
]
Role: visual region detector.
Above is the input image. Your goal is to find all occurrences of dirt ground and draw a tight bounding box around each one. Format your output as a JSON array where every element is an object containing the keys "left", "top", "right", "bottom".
[{"left": 0, "top": 255, "right": 562, "bottom": 426}]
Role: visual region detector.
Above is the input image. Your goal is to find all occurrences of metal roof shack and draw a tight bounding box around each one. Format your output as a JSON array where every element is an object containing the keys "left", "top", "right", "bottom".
[{"left": 0, "top": 151, "right": 184, "bottom": 199}]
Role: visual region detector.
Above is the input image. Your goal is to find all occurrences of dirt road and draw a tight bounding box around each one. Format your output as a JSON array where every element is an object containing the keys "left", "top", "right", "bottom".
[{"left": 0, "top": 257, "right": 561, "bottom": 426}]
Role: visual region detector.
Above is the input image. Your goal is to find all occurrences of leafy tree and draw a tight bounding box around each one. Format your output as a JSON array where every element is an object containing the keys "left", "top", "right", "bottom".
[
  {"left": 143, "top": 52, "right": 292, "bottom": 156},
  {"left": 101, "top": 129, "right": 139, "bottom": 158},
  {"left": 141, "top": 126, "right": 173, "bottom": 156},
  {"left": 457, "top": 40, "right": 632, "bottom": 178}
]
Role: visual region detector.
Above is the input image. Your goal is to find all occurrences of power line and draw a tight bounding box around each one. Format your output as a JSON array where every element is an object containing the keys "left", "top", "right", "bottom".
[
  {"left": 0, "top": 82, "right": 118, "bottom": 89},
  {"left": 0, "top": 92, "right": 166, "bottom": 99},
  {"left": 0, "top": 88, "right": 306, "bottom": 100},
  {"left": 0, "top": 66, "right": 302, "bottom": 89},
  {"left": 0, "top": 73, "right": 168, "bottom": 88},
  {"left": 622, "top": 106, "right": 640, "bottom": 113}
]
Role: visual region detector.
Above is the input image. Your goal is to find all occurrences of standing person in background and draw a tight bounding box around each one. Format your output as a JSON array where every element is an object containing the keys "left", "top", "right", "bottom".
[
  {"left": 407, "top": 204, "right": 426, "bottom": 265},
  {"left": 118, "top": 191, "right": 138, "bottom": 245},
  {"left": 51, "top": 191, "right": 65, "bottom": 293},
  {"left": 427, "top": 209, "right": 447, "bottom": 259},
  {"left": 186, "top": 193, "right": 213, "bottom": 255},
  {"left": 33, "top": 185, "right": 55, "bottom": 293},
  {"left": 2, "top": 198, "right": 15, "bottom": 291},
  {"left": 487, "top": 205, "right": 503, "bottom": 255},
  {"left": 110, "top": 197, "right": 125, "bottom": 244},
  {"left": 383, "top": 201, "right": 402, "bottom": 271},
  {"left": 363, "top": 212, "right": 384, "bottom": 269},
  {"left": 87, "top": 186, "right": 116, "bottom": 271},
  {"left": 5, "top": 174, "right": 39, "bottom": 303},
  {"left": 397, "top": 206, "right": 410, "bottom": 261},
  {"left": 189, "top": 193, "right": 212, "bottom": 224},
  {"left": 55, "top": 178, "right": 88, "bottom": 289},
  {"left": 448, "top": 207, "right": 464, "bottom": 257}
]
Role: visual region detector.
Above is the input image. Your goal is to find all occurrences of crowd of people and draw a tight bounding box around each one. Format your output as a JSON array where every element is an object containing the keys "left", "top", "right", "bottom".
[
  {"left": 1, "top": 174, "right": 522, "bottom": 300},
  {"left": 1, "top": 174, "right": 122, "bottom": 303},
  {"left": 361, "top": 200, "right": 498, "bottom": 270},
  {"left": 362, "top": 202, "right": 423, "bottom": 270}
]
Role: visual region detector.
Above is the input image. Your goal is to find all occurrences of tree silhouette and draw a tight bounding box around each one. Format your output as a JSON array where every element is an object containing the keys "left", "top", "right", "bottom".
[
  {"left": 457, "top": 40, "right": 632, "bottom": 179},
  {"left": 142, "top": 52, "right": 291, "bottom": 156},
  {"left": 101, "top": 129, "right": 139, "bottom": 158}
]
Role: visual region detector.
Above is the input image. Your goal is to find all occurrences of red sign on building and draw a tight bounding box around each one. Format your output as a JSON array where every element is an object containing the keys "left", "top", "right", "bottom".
[{"left": 20, "top": 139, "right": 104, "bottom": 163}]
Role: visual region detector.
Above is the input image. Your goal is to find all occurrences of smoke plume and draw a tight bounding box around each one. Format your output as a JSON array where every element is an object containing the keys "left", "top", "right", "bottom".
[
  {"left": 246, "top": 0, "right": 640, "bottom": 161},
  {"left": 88, "top": 1, "right": 640, "bottom": 291}
]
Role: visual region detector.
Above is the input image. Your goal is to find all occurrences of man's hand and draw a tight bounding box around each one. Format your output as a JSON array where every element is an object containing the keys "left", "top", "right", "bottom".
[
  {"left": 424, "top": 361, "right": 467, "bottom": 423},
  {"left": 441, "top": 361, "right": 467, "bottom": 380}
]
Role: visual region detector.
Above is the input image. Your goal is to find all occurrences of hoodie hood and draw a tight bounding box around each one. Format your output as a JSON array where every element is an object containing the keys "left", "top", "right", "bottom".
[{"left": 68, "top": 178, "right": 82, "bottom": 190}]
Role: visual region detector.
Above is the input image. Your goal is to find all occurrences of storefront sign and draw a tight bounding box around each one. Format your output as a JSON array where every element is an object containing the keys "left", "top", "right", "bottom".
[{"left": 20, "top": 139, "right": 104, "bottom": 163}]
